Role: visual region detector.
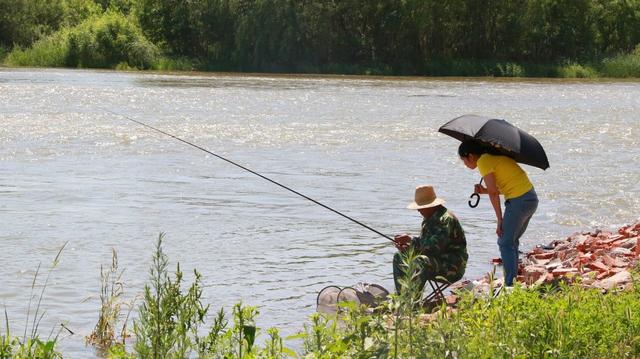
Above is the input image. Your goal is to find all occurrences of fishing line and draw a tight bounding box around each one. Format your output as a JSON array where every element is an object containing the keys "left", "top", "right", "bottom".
[{"left": 102, "top": 108, "right": 395, "bottom": 243}]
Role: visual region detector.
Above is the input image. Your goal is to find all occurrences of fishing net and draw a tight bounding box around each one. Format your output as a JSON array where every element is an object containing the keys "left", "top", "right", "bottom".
[{"left": 316, "top": 282, "right": 389, "bottom": 314}]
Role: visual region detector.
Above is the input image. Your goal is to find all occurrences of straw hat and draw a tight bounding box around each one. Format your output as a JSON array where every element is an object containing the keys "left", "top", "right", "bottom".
[{"left": 407, "top": 185, "right": 446, "bottom": 210}]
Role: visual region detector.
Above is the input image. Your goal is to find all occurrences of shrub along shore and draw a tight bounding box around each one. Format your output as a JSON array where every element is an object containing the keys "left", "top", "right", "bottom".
[
  {"left": 2, "top": 220, "right": 640, "bottom": 358},
  {"left": 2, "top": 0, "right": 640, "bottom": 78}
]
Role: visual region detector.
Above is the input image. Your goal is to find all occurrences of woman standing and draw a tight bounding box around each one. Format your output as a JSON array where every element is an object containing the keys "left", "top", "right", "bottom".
[{"left": 458, "top": 140, "right": 538, "bottom": 287}]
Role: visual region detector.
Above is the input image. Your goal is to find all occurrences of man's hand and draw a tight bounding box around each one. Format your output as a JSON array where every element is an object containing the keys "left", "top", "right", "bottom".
[
  {"left": 394, "top": 234, "right": 412, "bottom": 252},
  {"left": 496, "top": 218, "right": 504, "bottom": 237}
]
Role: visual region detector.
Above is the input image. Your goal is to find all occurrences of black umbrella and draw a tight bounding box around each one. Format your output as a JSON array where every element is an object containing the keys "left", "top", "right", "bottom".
[
  {"left": 439, "top": 114, "right": 550, "bottom": 170},
  {"left": 439, "top": 114, "right": 549, "bottom": 208}
]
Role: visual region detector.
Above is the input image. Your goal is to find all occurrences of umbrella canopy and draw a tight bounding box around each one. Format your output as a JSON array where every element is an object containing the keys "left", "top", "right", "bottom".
[{"left": 439, "top": 114, "right": 550, "bottom": 170}]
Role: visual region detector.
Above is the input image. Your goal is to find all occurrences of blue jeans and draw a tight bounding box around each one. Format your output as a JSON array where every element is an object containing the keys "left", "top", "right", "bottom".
[{"left": 499, "top": 188, "right": 538, "bottom": 286}]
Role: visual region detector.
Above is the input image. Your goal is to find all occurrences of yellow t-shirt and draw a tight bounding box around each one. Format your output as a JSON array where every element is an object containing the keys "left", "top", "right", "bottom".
[{"left": 477, "top": 154, "right": 533, "bottom": 199}]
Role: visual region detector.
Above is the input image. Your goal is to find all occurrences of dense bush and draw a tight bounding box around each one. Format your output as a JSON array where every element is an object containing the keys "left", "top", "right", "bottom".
[
  {"left": 4, "top": 31, "right": 70, "bottom": 67},
  {"left": 0, "top": 0, "right": 100, "bottom": 48},
  {"left": 65, "top": 11, "right": 158, "bottom": 68},
  {"left": 599, "top": 45, "right": 640, "bottom": 78},
  {"left": 5, "top": 11, "right": 159, "bottom": 69}
]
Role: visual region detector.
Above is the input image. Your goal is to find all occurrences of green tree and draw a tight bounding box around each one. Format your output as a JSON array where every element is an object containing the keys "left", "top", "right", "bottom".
[
  {"left": 234, "top": 0, "right": 304, "bottom": 71},
  {"left": 0, "top": 0, "right": 99, "bottom": 49}
]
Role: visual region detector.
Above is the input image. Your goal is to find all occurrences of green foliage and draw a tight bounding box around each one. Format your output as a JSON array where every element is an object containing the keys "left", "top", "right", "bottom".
[
  {"left": 151, "top": 57, "right": 198, "bottom": 72},
  {"left": 4, "top": 0, "right": 640, "bottom": 76},
  {"left": 4, "top": 11, "right": 159, "bottom": 69},
  {"left": 4, "top": 30, "right": 70, "bottom": 67},
  {"left": 132, "top": 233, "right": 208, "bottom": 358},
  {"left": 234, "top": 0, "right": 305, "bottom": 72},
  {"left": 103, "top": 233, "right": 296, "bottom": 358},
  {"left": 60, "top": 0, "right": 103, "bottom": 27},
  {"left": 106, "top": 342, "right": 136, "bottom": 358},
  {"left": 301, "top": 272, "right": 640, "bottom": 358},
  {"left": 0, "top": 336, "right": 63, "bottom": 359},
  {"left": 131, "top": 0, "right": 640, "bottom": 75},
  {"left": 65, "top": 11, "right": 158, "bottom": 69},
  {"left": 95, "top": 0, "right": 136, "bottom": 14},
  {"left": 0, "top": 243, "right": 67, "bottom": 359},
  {"left": 0, "top": 45, "right": 8, "bottom": 61},
  {"left": 0, "top": 0, "right": 100, "bottom": 49},
  {"left": 87, "top": 249, "right": 132, "bottom": 353},
  {"left": 0, "top": 0, "right": 63, "bottom": 48},
  {"left": 599, "top": 45, "right": 640, "bottom": 78},
  {"left": 556, "top": 63, "right": 598, "bottom": 78}
]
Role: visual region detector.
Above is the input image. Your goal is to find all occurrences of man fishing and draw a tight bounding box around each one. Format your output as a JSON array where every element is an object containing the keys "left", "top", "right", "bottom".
[{"left": 393, "top": 185, "right": 468, "bottom": 296}]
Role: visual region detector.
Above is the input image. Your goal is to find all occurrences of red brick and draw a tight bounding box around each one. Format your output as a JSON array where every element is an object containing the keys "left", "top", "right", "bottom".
[
  {"left": 523, "top": 266, "right": 546, "bottom": 284},
  {"left": 534, "top": 252, "right": 555, "bottom": 260},
  {"left": 602, "top": 234, "right": 625, "bottom": 244},
  {"left": 586, "top": 261, "right": 609, "bottom": 273},
  {"left": 596, "top": 271, "right": 613, "bottom": 280}
]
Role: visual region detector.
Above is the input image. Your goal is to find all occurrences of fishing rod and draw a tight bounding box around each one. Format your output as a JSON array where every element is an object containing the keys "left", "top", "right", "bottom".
[{"left": 102, "top": 108, "right": 395, "bottom": 243}]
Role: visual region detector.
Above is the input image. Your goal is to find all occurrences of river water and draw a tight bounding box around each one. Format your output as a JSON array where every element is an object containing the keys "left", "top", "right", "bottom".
[{"left": 1, "top": 68, "right": 638, "bottom": 356}]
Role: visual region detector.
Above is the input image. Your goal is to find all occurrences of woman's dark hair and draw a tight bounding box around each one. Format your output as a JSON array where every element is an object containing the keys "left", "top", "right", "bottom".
[{"left": 458, "top": 140, "right": 486, "bottom": 157}]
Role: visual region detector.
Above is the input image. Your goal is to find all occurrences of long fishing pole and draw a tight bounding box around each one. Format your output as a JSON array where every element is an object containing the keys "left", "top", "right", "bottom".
[{"left": 102, "top": 108, "right": 395, "bottom": 243}]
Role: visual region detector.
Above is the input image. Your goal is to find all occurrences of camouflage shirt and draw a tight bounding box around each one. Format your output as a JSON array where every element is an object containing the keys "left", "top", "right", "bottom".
[{"left": 411, "top": 206, "right": 468, "bottom": 281}]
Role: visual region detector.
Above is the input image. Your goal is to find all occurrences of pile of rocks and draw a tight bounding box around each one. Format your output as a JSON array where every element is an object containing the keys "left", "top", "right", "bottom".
[
  {"left": 449, "top": 220, "right": 640, "bottom": 300},
  {"left": 520, "top": 221, "right": 639, "bottom": 290}
]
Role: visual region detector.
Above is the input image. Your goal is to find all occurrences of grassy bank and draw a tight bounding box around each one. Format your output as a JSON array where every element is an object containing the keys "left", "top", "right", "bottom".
[
  {"left": 3, "top": 235, "right": 639, "bottom": 358},
  {"left": 100, "top": 236, "right": 640, "bottom": 358}
]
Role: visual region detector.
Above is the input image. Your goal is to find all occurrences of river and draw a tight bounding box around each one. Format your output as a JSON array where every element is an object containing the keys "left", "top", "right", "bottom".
[{"left": 1, "top": 68, "right": 638, "bottom": 356}]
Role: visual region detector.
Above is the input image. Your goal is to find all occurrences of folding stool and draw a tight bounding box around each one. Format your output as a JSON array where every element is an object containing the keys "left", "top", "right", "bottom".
[{"left": 422, "top": 279, "right": 451, "bottom": 305}]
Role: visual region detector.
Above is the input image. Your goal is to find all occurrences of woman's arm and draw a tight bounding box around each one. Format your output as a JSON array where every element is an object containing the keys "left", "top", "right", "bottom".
[{"left": 483, "top": 173, "right": 503, "bottom": 237}]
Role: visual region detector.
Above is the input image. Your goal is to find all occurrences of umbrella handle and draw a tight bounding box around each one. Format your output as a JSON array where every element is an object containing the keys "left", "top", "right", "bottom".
[
  {"left": 468, "top": 193, "right": 480, "bottom": 208},
  {"left": 468, "top": 177, "right": 484, "bottom": 208}
]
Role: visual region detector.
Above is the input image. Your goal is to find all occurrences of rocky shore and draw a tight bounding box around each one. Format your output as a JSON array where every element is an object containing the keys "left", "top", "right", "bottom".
[{"left": 449, "top": 220, "right": 640, "bottom": 301}]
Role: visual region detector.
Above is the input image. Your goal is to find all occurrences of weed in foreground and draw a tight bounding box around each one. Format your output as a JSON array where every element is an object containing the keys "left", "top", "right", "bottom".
[
  {"left": 0, "top": 242, "right": 68, "bottom": 358},
  {"left": 86, "top": 249, "right": 133, "bottom": 354},
  {"left": 104, "top": 233, "right": 296, "bottom": 358}
]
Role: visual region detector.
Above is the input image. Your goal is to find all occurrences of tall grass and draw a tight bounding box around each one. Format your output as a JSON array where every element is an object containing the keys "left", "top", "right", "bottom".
[
  {"left": 301, "top": 270, "right": 640, "bottom": 358},
  {"left": 413, "top": 280, "right": 640, "bottom": 358},
  {"left": 102, "top": 233, "right": 296, "bottom": 358},
  {"left": 4, "top": 31, "right": 70, "bottom": 67},
  {"left": 86, "top": 249, "right": 133, "bottom": 353},
  {"left": 151, "top": 57, "right": 198, "bottom": 72},
  {"left": 555, "top": 63, "right": 598, "bottom": 78},
  {"left": 600, "top": 46, "right": 640, "bottom": 78},
  {"left": 0, "top": 242, "right": 67, "bottom": 358}
]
